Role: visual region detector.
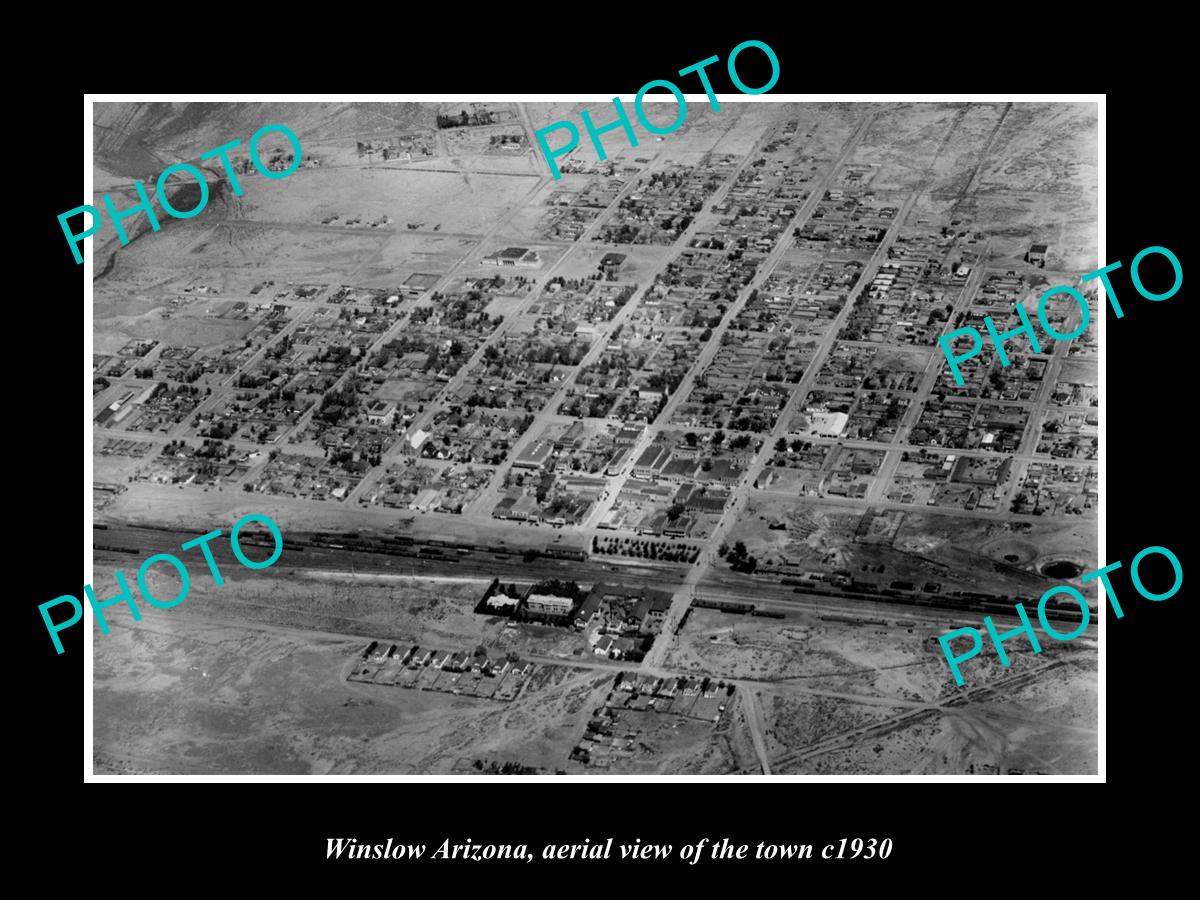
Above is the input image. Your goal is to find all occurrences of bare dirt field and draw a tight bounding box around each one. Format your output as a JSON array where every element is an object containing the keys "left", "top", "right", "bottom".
[
  {"left": 780, "top": 694, "right": 1096, "bottom": 776},
  {"left": 93, "top": 608, "right": 674, "bottom": 776},
  {"left": 974, "top": 103, "right": 1097, "bottom": 196},
  {"left": 758, "top": 690, "right": 908, "bottom": 759},
  {"left": 849, "top": 103, "right": 964, "bottom": 190},
  {"left": 239, "top": 166, "right": 544, "bottom": 236}
]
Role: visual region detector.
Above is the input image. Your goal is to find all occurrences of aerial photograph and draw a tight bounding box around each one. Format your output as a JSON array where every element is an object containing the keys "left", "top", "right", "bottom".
[{"left": 90, "top": 99, "right": 1098, "bottom": 775}]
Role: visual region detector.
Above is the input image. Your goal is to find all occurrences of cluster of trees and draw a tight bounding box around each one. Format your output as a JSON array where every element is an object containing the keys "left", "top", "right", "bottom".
[
  {"left": 540, "top": 494, "right": 588, "bottom": 523},
  {"left": 198, "top": 419, "right": 237, "bottom": 440},
  {"left": 315, "top": 344, "right": 353, "bottom": 367},
  {"left": 493, "top": 580, "right": 528, "bottom": 597},
  {"left": 686, "top": 312, "right": 724, "bottom": 331},
  {"left": 723, "top": 414, "right": 771, "bottom": 434},
  {"left": 483, "top": 339, "right": 587, "bottom": 370},
  {"left": 189, "top": 458, "right": 223, "bottom": 479},
  {"left": 369, "top": 335, "right": 426, "bottom": 367},
  {"left": 436, "top": 109, "right": 495, "bottom": 128},
  {"left": 544, "top": 275, "right": 584, "bottom": 293},
  {"left": 471, "top": 759, "right": 537, "bottom": 774},
  {"left": 159, "top": 382, "right": 193, "bottom": 399},
  {"left": 315, "top": 379, "right": 360, "bottom": 426},
  {"left": 529, "top": 579, "right": 583, "bottom": 601},
  {"left": 533, "top": 472, "right": 554, "bottom": 505},
  {"left": 423, "top": 340, "right": 468, "bottom": 376},
  {"left": 881, "top": 396, "right": 905, "bottom": 425},
  {"left": 592, "top": 536, "right": 699, "bottom": 564},
  {"left": 720, "top": 540, "right": 759, "bottom": 574},
  {"left": 326, "top": 443, "right": 381, "bottom": 472},
  {"left": 247, "top": 425, "right": 277, "bottom": 446},
  {"left": 195, "top": 438, "right": 230, "bottom": 460},
  {"left": 774, "top": 437, "right": 813, "bottom": 455},
  {"left": 590, "top": 351, "right": 643, "bottom": 378},
  {"left": 235, "top": 371, "right": 270, "bottom": 389},
  {"left": 671, "top": 215, "right": 694, "bottom": 236},
  {"left": 161, "top": 438, "right": 232, "bottom": 462},
  {"left": 337, "top": 306, "right": 371, "bottom": 322},
  {"left": 602, "top": 223, "right": 642, "bottom": 244},
  {"left": 263, "top": 386, "right": 298, "bottom": 405},
  {"left": 643, "top": 370, "right": 672, "bottom": 393},
  {"left": 267, "top": 334, "right": 293, "bottom": 361},
  {"left": 646, "top": 170, "right": 687, "bottom": 191}
]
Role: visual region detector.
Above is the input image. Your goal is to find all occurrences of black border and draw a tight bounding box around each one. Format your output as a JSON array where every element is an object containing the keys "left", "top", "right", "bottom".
[{"left": 21, "top": 25, "right": 1190, "bottom": 886}]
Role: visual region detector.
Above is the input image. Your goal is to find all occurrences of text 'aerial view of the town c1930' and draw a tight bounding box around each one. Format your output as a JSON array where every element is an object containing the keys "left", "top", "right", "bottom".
[{"left": 90, "top": 100, "right": 1098, "bottom": 776}]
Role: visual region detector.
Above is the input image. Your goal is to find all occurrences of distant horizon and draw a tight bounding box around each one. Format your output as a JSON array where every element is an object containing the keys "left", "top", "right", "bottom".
[{"left": 87, "top": 99, "right": 1100, "bottom": 778}]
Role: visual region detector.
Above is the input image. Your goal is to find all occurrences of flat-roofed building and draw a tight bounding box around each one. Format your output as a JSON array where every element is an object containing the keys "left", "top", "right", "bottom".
[
  {"left": 482, "top": 247, "right": 541, "bottom": 268},
  {"left": 366, "top": 399, "right": 396, "bottom": 426},
  {"left": 513, "top": 439, "right": 554, "bottom": 469},
  {"left": 526, "top": 593, "right": 574, "bottom": 617}
]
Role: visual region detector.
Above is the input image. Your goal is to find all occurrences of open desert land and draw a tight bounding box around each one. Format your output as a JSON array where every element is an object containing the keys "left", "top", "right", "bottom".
[
  {"left": 973, "top": 103, "right": 1097, "bottom": 196},
  {"left": 846, "top": 103, "right": 968, "bottom": 190},
  {"left": 770, "top": 655, "right": 1097, "bottom": 776},
  {"left": 94, "top": 294, "right": 260, "bottom": 352},
  {"left": 93, "top": 598, "right": 732, "bottom": 775},
  {"left": 961, "top": 195, "right": 1097, "bottom": 272},
  {"left": 905, "top": 190, "right": 1096, "bottom": 274},
  {"left": 238, "top": 166, "right": 545, "bottom": 236},
  {"left": 94, "top": 612, "right": 602, "bottom": 775},
  {"left": 746, "top": 632, "right": 1096, "bottom": 774},
  {"left": 665, "top": 604, "right": 1093, "bottom": 699}
]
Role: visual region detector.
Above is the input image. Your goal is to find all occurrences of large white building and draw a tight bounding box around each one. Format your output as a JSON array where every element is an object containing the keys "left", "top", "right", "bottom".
[
  {"left": 525, "top": 594, "right": 573, "bottom": 617},
  {"left": 481, "top": 247, "right": 541, "bottom": 268}
]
